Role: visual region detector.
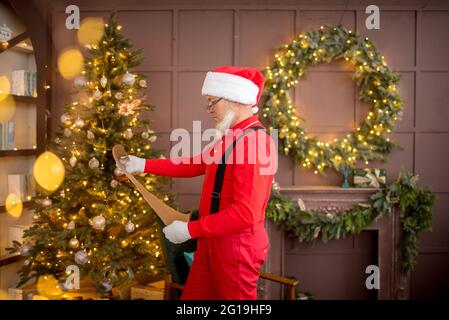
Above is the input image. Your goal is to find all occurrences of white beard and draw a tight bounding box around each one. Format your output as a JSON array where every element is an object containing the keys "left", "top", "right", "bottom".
[{"left": 214, "top": 109, "right": 235, "bottom": 140}]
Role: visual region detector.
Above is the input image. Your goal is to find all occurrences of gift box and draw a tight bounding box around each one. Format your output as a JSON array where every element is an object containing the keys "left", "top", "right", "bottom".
[
  {"left": 130, "top": 280, "right": 165, "bottom": 300},
  {"left": 353, "top": 168, "right": 386, "bottom": 188}
]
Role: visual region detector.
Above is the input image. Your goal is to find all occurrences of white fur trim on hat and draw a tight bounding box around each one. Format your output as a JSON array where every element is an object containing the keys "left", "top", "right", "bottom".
[{"left": 201, "top": 72, "right": 259, "bottom": 105}]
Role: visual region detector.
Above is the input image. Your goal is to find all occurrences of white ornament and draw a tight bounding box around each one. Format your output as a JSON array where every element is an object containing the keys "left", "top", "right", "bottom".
[
  {"left": 122, "top": 73, "right": 135, "bottom": 85},
  {"left": 114, "top": 167, "right": 125, "bottom": 176},
  {"left": 54, "top": 137, "right": 61, "bottom": 144},
  {"left": 89, "top": 157, "right": 100, "bottom": 170},
  {"left": 64, "top": 128, "right": 71, "bottom": 137},
  {"left": 141, "top": 131, "right": 149, "bottom": 139},
  {"left": 67, "top": 221, "right": 75, "bottom": 230},
  {"left": 20, "top": 243, "right": 32, "bottom": 256},
  {"left": 74, "top": 76, "right": 87, "bottom": 88},
  {"left": 123, "top": 128, "right": 133, "bottom": 140},
  {"left": 100, "top": 280, "right": 113, "bottom": 292},
  {"left": 92, "top": 214, "right": 106, "bottom": 230},
  {"left": 149, "top": 135, "right": 157, "bottom": 143},
  {"left": 69, "top": 156, "right": 77, "bottom": 167},
  {"left": 125, "top": 221, "right": 135, "bottom": 233},
  {"left": 75, "top": 118, "right": 85, "bottom": 128},
  {"left": 100, "top": 75, "right": 108, "bottom": 88},
  {"left": 42, "top": 198, "right": 52, "bottom": 207},
  {"left": 93, "top": 90, "right": 103, "bottom": 100},
  {"left": 115, "top": 92, "right": 123, "bottom": 100},
  {"left": 60, "top": 113, "right": 71, "bottom": 124},
  {"left": 24, "top": 259, "right": 30, "bottom": 266},
  {"left": 110, "top": 179, "right": 119, "bottom": 188},
  {"left": 139, "top": 79, "right": 147, "bottom": 88},
  {"left": 87, "top": 130, "right": 95, "bottom": 140},
  {"left": 74, "top": 250, "right": 88, "bottom": 265}
]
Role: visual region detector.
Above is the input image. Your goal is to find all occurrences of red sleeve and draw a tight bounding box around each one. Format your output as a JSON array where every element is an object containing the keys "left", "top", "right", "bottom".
[
  {"left": 187, "top": 131, "right": 276, "bottom": 238},
  {"left": 144, "top": 152, "right": 205, "bottom": 177}
]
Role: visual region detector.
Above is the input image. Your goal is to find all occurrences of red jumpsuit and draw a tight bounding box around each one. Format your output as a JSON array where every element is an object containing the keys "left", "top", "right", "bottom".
[{"left": 144, "top": 115, "right": 277, "bottom": 299}]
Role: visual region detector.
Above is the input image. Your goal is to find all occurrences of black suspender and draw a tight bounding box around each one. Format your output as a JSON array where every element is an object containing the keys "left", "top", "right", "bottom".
[{"left": 209, "top": 126, "right": 265, "bottom": 214}]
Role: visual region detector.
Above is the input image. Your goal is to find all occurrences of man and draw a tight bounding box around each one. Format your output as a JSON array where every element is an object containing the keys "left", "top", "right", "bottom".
[{"left": 119, "top": 66, "right": 277, "bottom": 299}]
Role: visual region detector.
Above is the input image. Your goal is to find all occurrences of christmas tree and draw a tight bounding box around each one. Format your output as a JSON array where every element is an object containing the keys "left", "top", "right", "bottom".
[{"left": 7, "top": 11, "right": 173, "bottom": 294}]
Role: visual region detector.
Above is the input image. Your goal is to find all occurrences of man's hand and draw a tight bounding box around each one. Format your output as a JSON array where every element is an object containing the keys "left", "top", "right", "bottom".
[
  {"left": 163, "top": 220, "right": 192, "bottom": 244},
  {"left": 119, "top": 155, "right": 146, "bottom": 174}
]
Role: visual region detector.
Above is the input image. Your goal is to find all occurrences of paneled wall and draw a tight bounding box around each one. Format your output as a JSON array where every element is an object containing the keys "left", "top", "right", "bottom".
[{"left": 48, "top": 0, "right": 449, "bottom": 298}]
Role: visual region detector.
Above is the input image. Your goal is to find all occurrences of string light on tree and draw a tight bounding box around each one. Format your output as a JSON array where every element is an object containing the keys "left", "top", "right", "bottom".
[{"left": 6, "top": 10, "right": 171, "bottom": 293}]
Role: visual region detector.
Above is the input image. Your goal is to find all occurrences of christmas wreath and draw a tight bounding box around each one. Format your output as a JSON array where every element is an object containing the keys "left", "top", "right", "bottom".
[
  {"left": 262, "top": 25, "right": 404, "bottom": 175},
  {"left": 263, "top": 25, "right": 433, "bottom": 276}
]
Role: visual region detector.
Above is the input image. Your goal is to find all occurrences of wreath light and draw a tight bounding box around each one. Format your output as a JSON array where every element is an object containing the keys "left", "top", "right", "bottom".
[{"left": 262, "top": 25, "right": 404, "bottom": 175}]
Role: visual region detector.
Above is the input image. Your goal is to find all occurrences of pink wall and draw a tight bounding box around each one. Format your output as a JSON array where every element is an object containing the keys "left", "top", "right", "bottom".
[{"left": 48, "top": 0, "right": 449, "bottom": 298}]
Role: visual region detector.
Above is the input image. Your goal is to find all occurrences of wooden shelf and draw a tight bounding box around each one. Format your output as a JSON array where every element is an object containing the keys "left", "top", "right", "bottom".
[
  {"left": 0, "top": 200, "right": 33, "bottom": 214},
  {"left": 0, "top": 32, "right": 28, "bottom": 55},
  {"left": 0, "top": 254, "right": 24, "bottom": 268},
  {"left": 9, "top": 40, "right": 34, "bottom": 54},
  {"left": 11, "top": 94, "right": 37, "bottom": 104},
  {"left": 0, "top": 149, "right": 37, "bottom": 158}
]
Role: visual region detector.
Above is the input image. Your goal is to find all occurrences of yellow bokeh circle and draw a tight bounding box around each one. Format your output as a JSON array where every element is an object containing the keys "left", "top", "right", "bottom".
[
  {"left": 77, "top": 17, "right": 105, "bottom": 45},
  {"left": 0, "top": 94, "right": 16, "bottom": 123},
  {"left": 5, "top": 193, "right": 23, "bottom": 218},
  {"left": 0, "top": 75, "right": 11, "bottom": 102},
  {"left": 33, "top": 151, "right": 65, "bottom": 192},
  {"left": 37, "top": 275, "right": 63, "bottom": 299},
  {"left": 57, "top": 48, "right": 84, "bottom": 80}
]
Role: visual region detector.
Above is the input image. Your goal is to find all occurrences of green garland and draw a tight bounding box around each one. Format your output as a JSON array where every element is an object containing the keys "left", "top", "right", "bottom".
[
  {"left": 266, "top": 171, "right": 434, "bottom": 274},
  {"left": 262, "top": 25, "right": 404, "bottom": 174}
]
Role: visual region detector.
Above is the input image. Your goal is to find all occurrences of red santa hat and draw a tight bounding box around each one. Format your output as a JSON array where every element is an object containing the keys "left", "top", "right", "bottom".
[{"left": 201, "top": 66, "right": 265, "bottom": 114}]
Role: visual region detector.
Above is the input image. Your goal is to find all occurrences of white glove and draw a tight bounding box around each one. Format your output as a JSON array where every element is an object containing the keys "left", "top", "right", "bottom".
[
  {"left": 163, "top": 220, "right": 192, "bottom": 244},
  {"left": 119, "top": 155, "right": 146, "bottom": 174}
]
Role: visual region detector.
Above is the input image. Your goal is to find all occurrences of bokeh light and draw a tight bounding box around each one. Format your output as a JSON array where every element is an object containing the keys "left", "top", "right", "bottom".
[
  {"left": 57, "top": 48, "right": 84, "bottom": 80},
  {"left": 33, "top": 151, "right": 65, "bottom": 192},
  {"left": 77, "top": 17, "right": 105, "bottom": 46},
  {"left": 37, "top": 275, "right": 63, "bottom": 299},
  {"left": 0, "top": 75, "right": 11, "bottom": 102},
  {"left": 0, "top": 290, "right": 10, "bottom": 300},
  {"left": 5, "top": 193, "right": 23, "bottom": 218},
  {"left": 0, "top": 94, "right": 16, "bottom": 123}
]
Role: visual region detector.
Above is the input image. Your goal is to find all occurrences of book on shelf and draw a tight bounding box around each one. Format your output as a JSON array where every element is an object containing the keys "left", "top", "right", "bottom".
[
  {"left": 7, "top": 173, "right": 35, "bottom": 201},
  {"left": 0, "top": 121, "right": 14, "bottom": 150},
  {"left": 11, "top": 70, "right": 37, "bottom": 97}
]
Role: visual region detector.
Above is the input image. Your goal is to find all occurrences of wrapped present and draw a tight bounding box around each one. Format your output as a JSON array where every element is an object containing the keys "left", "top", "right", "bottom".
[
  {"left": 131, "top": 280, "right": 165, "bottom": 300},
  {"left": 111, "top": 280, "right": 138, "bottom": 300},
  {"left": 353, "top": 168, "right": 386, "bottom": 188},
  {"left": 8, "top": 282, "right": 38, "bottom": 300}
]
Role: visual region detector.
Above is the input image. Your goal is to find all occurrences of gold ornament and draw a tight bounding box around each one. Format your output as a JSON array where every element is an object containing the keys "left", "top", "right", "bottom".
[{"left": 68, "top": 237, "right": 79, "bottom": 249}]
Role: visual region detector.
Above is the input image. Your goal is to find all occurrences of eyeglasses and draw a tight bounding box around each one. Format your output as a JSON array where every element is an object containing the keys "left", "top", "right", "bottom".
[{"left": 205, "top": 98, "right": 223, "bottom": 112}]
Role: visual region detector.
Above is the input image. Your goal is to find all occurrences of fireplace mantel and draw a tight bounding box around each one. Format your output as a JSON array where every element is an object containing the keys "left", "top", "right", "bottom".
[{"left": 261, "top": 186, "right": 410, "bottom": 300}]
